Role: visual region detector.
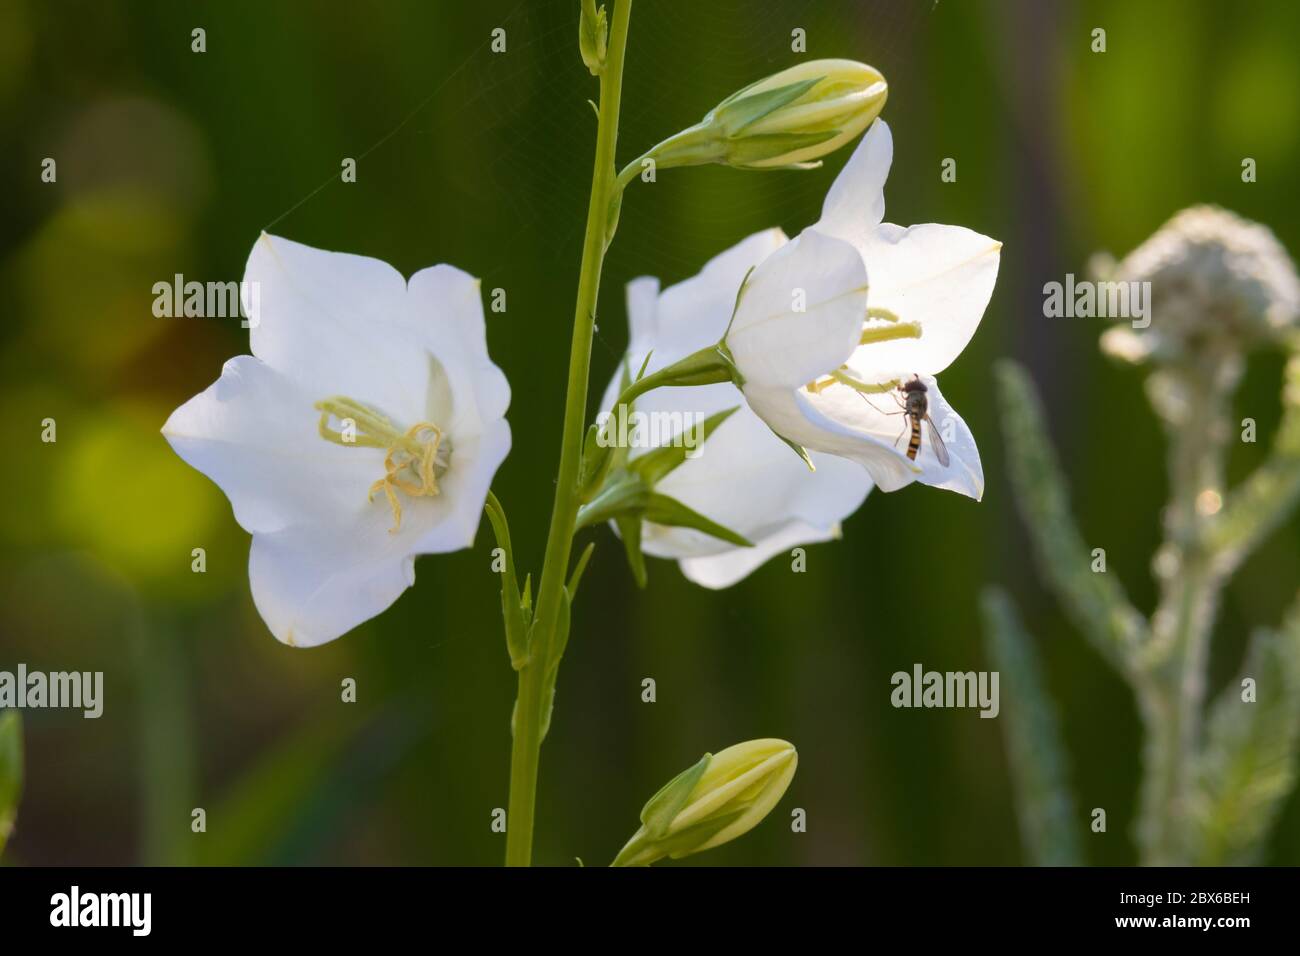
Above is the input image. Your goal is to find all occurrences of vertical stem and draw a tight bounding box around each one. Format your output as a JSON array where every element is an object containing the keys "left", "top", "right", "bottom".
[
  {"left": 1137, "top": 366, "right": 1231, "bottom": 865},
  {"left": 504, "top": 0, "right": 633, "bottom": 867}
]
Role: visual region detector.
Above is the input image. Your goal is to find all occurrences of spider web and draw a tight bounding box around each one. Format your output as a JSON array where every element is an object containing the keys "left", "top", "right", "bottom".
[{"left": 261, "top": 0, "right": 936, "bottom": 361}]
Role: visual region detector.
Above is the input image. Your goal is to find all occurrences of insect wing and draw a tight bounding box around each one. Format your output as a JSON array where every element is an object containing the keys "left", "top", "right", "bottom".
[{"left": 923, "top": 414, "right": 950, "bottom": 467}]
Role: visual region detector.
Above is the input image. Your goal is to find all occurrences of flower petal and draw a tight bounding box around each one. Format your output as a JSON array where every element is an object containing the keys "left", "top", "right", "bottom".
[
  {"left": 625, "top": 275, "right": 661, "bottom": 357},
  {"left": 245, "top": 233, "right": 434, "bottom": 419},
  {"left": 406, "top": 263, "right": 511, "bottom": 428},
  {"left": 652, "top": 228, "right": 787, "bottom": 358},
  {"left": 414, "top": 417, "right": 512, "bottom": 553},
  {"left": 726, "top": 230, "right": 867, "bottom": 389},
  {"left": 815, "top": 119, "right": 892, "bottom": 247},
  {"left": 247, "top": 417, "right": 510, "bottom": 648},
  {"left": 640, "top": 388, "right": 871, "bottom": 557},
  {"left": 249, "top": 515, "right": 418, "bottom": 648},
  {"left": 678, "top": 518, "right": 840, "bottom": 589},
  {"left": 742, "top": 381, "right": 919, "bottom": 492},
  {"left": 743, "top": 375, "right": 982, "bottom": 498},
  {"left": 162, "top": 356, "right": 382, "bottom": 535},
  {"left": 909, "top": 375, "right": 983, "bottom": 499},
  {"left": 847, "top": 222, "right": 1001, "bottom": 375}
]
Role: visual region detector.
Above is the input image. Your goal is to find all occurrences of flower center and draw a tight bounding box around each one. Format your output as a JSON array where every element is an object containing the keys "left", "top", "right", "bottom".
[
  {"left": 314, "top": 396, "right": 450, "bottom": 533},
  {"left": 804, "top": 308, "right": 920, "bottom": 394}
]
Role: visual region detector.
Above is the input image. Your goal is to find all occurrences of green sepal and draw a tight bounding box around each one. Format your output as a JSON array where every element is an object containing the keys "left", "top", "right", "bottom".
[
  {"left": 656, "top": 807, "right": 749, "bottom": 862},
  {"left": 568, "top": 541, "right": 595, "bottom": 598},
  {"left": 640, "top": 752, "right": 711, "bottom": 838},
  {"left": 715, "top": 76, "right": 823, "bottom": 132},
  {"left": 576, "top": 475, "right": 649, "bottom": 531},
  {"left": 726, "top": 130, "right": 841, "bottom": 168},
  {"left": 634, "top": 350, "right": 654, "bottom": 382},
  {"left": 631, "top": 406, "right": 739, "bottom": 486},
  {"left": 762, "top": 427, "right": 815, "bottom": 471},
  {"left": 643, "top": 493, "right": 753, "bottom": 547},
  {"left": 614, "top": 513, "right": 648, "bottom": 588},
  {"left": 645, "top": 344, "right": 738, "bottom": 389},
  {"left": 579, "top": 422, "right": 615, "bottom": 501}
]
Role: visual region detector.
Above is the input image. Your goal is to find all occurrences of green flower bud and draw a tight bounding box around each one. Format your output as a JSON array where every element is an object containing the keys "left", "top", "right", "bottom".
[
  {"left": 612, "top": 738, "right": 797, "bottom": 866},
  {"left": 578, "top": 0, "right": 608, "bottom": 76},
  {"left": 648, "top": 60, "right": 887, "bottom": 171}
]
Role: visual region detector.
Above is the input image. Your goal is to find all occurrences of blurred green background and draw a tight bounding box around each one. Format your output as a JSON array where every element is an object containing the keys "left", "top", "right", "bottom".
[{"left": 2, "top": 0, "right": 1298, "bottom": 865}]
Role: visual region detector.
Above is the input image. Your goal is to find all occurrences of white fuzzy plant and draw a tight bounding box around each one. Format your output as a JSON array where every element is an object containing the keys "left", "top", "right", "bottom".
[{"left": 985, "top": 206, "right": 1300, "bottom": 866}]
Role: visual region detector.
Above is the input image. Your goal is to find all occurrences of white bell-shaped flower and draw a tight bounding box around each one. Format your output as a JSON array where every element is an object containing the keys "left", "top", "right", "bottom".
[{"left": 163, "top": 234, "right": 511, "bottom": 646}]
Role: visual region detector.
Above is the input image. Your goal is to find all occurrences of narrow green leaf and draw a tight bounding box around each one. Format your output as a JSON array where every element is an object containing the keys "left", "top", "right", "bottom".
[
  {"left": 994, "top": 361, "right": 1148, "bottom": 673},
  {"left": 568, "top": 541, "right": 596, "bottom": 598},
  {"left": 575, "top": 475, "right": 649, "bottom": 531},
  {"left": 980, "top": 589, "right": 1083, "bottom": 866},
  {"left": 1209, "top": 353, "right": 1300, "bottom": 574},
  {"left": 631, "top": 406, "right": 739, "bottom": 486},
  {"left": 538, "top": 586, "right": 574, "bottom": 742},
  {"left": 1192, "top": 595, "right": 1300, "bottom": 864},
  {"left": 615, "top": 513, "right": 647, "bottom": 588},
  {"left": 484, "top": 491, "right": 528, "bottom": 669},
  {"left": 635, "top": 349, "right": 654, "bottom": 382},
  {"left": 578, "top": 421, "right": 612, "bottom": 500},
  {"left": 644, "top": 493, "right": 752, "bottom": 548}
]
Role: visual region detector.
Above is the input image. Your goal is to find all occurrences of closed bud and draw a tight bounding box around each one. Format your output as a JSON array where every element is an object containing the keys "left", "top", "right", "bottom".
[
  {"left": 578, "top": 0, "right": 608, "bottom": 75},
  {"left": 648, "top": 60, "right": 887, "bottom": 171},
  {"left": 611, "top": 738, "right": 797, "bottom": 866}
]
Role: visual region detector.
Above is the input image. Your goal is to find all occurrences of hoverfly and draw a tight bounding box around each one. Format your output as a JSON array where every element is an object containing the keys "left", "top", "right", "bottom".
[
  {"left": 820, "top": 370, "right": 952, "bottom": 467},
  {"left": 897, "top": 376, "right": 949, "bottom": 467}
]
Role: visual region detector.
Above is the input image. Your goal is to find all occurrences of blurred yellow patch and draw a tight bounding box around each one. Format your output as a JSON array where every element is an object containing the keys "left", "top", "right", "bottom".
[{"left": 53, "top": 404, "right": 233, "bottom": 597}]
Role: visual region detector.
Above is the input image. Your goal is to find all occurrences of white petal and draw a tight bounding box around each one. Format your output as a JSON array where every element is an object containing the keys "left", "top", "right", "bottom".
[
  {"left": 247, "top": 417, "right": 511, "bottom": 647},
  {"left": 249, "top": 517, "right": 418, "bottom": 648},
  {"left": 414, "top": 418, "right": 512, "bottom": 553},
  {"left": 679, "top": 518, "right": 842, "bottom": 589},
  {"left": 909, "top": 376, "right": 983, "bottom": 499},
  {"left": 744, "top": 375, "right": 982, "bottom": 498},
  {"left": 847, "top": 222, "right": 1001, "bottom": 375},
  {"left": 406, "top": 263, "right": 511, "bottom": 429},
  {"left": 602, "top": 230, "right": 786, "bottom": 421},
  {"left": 653, "top": 228, "right": 787, "bottom": 358},
  {"left": 162, "top": 356, "right": 382, "bottom": 535},
  {"left": 742, "top": 381, "right": 920, "bottom": 492},
  {"left": 726, "top": 230, "right": 867, "bottom": 389},
  {"left": 625, "top": 275, "right": 661, "bottom": 357},
  {"left": 244, "top": 234, "right": 433, "bottom": 418},
  {"left": 815, "top": 119, "right": 892, "bottom": 246},
  {"left": 640, "top": 392, "right": 871, "bottom": 556}
]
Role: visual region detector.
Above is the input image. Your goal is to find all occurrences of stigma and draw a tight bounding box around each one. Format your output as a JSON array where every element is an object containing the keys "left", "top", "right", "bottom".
[{"left": 314, "top": 396, "right": 451, "bottom": 533}]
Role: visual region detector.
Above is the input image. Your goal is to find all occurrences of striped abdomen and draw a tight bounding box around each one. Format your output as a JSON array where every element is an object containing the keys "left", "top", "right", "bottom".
[{"left": 906, "top": 416, "right": 923, "bottom": 460}]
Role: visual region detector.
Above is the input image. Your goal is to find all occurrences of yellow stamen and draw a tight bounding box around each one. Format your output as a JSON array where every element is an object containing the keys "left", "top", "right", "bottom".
[
  {"left": 859, "top": 320, "right": 921, "bottom": 345},
  {"left": 315, "top": 397, "right": 449, "bottom": 534},
  {"left": 805, "top": 370, "right": 899, "bottom": 395},
  {"left": 803, "top": 312, "right": 918, "bottom": 393}
]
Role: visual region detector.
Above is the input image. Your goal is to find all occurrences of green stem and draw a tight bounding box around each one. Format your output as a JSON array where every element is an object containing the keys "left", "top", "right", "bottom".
[
  {"left": 1137, "top": 366, "right": 1231, "bottom": 865},
  {"left": 504, "top": 0, "right": 633, "bottom": 867}
]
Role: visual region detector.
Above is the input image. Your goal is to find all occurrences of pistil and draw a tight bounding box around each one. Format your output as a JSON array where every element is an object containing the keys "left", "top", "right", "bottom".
[{"left": 315, "top": 396, "right": 450, "bottom": 533}]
